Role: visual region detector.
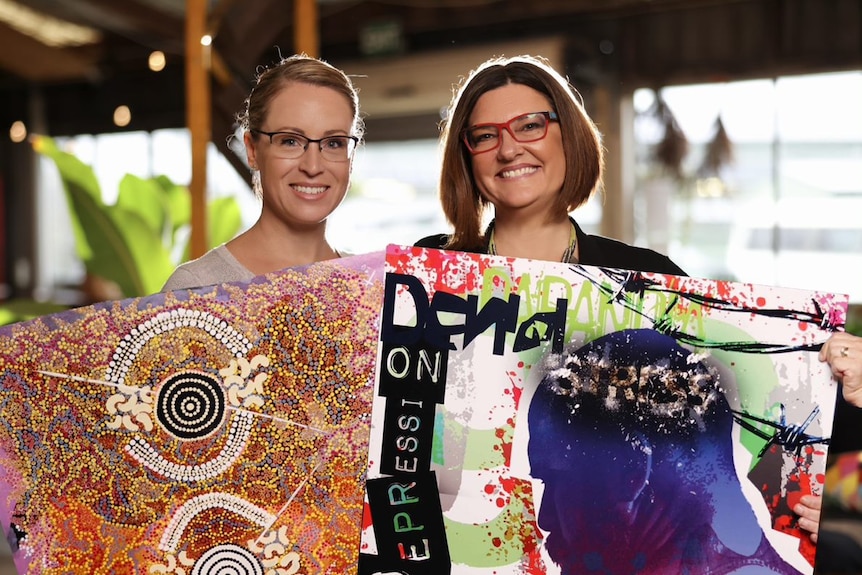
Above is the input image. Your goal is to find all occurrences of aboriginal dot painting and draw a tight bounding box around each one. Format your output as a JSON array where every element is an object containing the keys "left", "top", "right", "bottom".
[
  {"left": 359, "top": 245, "right": 848, "bottom": 575},
  {"left": 0, "top": 251, "right": 385, "bottom": 575}
]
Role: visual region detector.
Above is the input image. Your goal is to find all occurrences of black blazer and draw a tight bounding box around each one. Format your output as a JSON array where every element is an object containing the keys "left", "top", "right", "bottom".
[{"left": 415, "top": 218, "right": 687, "bottom": 277}]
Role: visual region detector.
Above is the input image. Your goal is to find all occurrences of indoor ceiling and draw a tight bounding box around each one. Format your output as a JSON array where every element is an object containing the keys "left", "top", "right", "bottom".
[
  {"left": 1, "top": 0, "right": 860, "bottom": 178},
  {"left": 3, "top": 0, "right": 721, "bottom": 83}
]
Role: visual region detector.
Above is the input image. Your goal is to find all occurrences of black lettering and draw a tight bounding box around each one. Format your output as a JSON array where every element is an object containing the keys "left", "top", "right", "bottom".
[
  {"left": 382, "top": 273, "right": 429, "bottom": 346},
  {"left": 514, "top": 297, "right": 568, "bottom": 353},
  {"left": 464, "top": 293, "right": 521, "bottom": 355}
]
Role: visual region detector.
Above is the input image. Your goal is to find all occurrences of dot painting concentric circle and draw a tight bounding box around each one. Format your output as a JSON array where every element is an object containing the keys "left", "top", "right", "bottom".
[
  {"left": 190, "top": 543, "right": 264, "bottom": 575},
  {"left": 156, "top": 371, "right": 226, "bottom": 440}
]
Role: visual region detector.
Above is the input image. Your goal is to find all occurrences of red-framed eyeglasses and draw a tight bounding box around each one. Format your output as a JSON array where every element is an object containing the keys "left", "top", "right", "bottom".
[{"left": 462, "top": 111, "right": 559, "bottom": 154}]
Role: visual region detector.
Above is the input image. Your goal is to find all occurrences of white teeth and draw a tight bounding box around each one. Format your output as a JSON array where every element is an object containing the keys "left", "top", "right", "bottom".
[
  {"left": 294, "top": 185, "right": 327, "bottom": 195},
  {"left": 500, "top": 167, "right": 537, "bottom": 178}
]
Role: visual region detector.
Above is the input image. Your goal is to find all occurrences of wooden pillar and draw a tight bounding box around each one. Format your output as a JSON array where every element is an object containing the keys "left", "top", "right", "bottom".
[
  {"left": 294, "top": 0, "right": 319, "bottom": 57},
  {"left": 593, "top": 84, "right": 635, "bottom": 245},
  {"left": 185, "top": 0, "right": 210, "bottom": 259},
  {"left": 3, "top": 132, "right": 36, "bottom": 299}
]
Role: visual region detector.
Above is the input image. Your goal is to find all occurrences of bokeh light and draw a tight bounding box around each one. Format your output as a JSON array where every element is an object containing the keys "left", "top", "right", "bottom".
[
  {"left": 148, "top": 50, "right": 166, "bottom": 72},
  {"left": 113, "top": 105, "right": 131, "bottom": 127},
  {"left": 9, "top": 120, "right": 27, "bottom": 143}
]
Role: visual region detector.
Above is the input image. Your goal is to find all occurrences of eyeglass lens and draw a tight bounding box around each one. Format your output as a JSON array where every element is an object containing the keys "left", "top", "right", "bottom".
[
  {"left": 464, "top": 112, "right": 553, "bottom": 153},
  {"left": 266, "top": 132, "right": 356, "bottom": 161}
]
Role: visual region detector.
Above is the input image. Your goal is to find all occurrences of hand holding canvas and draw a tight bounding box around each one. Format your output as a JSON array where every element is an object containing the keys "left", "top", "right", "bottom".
[
  {"left": 794, "top": 495, "right": 823, "bottom": 543},
  {"left": 820, "top": 332, "right": 862, "bottom": 407},
  {"left": 794, "top": 331, "right": 862, "bottom": 543}
]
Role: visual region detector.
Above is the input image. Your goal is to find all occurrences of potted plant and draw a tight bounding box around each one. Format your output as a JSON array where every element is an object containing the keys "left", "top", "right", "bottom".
[{"left": 33, "top": 135, "right": 242, "bottom": 301}]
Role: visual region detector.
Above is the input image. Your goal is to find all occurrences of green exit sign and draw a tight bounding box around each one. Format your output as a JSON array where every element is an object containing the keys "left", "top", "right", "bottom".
[{"left": 360, "top": 21, "right": 405, "bottom": 56}]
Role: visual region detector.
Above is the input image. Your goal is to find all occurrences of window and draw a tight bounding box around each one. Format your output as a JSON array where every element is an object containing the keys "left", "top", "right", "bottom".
[{"left": 634, "top": 72, "right": 862, "bottom": 302}]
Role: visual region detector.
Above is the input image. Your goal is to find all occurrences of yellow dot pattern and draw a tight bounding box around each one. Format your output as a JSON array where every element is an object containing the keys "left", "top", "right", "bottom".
[{"left": 0, "top": 255, "right": 384, "bottom": 574}]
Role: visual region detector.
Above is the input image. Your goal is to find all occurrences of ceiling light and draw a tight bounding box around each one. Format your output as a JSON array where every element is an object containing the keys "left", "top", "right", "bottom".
[
  {"left": 0, "top": 0, "right": 100, "bottom": 47},
  {"left": 9, "top": 121, "right": 26, "bottom": 143},
  {"left": 149, "top": 51, "right": 166, "bottom": 72},
  {"left": 113, "top": 106, "right": 131, "bottom": 128}
]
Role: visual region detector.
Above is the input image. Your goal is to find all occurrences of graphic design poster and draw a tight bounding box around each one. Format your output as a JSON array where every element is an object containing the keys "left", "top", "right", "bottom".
[
  {"left": 0, "top": 252, "right": 385, "bottom": 575},
  {"left": 359, "top": 245, "right": 848, "bottom": 575}
]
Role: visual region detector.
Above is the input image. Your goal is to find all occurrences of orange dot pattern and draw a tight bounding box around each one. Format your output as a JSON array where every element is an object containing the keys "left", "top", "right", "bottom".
[{"left": 0, "top": 253, "right": 385, "bottom": 574}]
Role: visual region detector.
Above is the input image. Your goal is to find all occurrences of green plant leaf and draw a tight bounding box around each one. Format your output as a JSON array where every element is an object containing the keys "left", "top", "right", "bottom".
[
  {"left": 32, "top": 136, "right": 102, "bottom": 203},
  {"left": 153, "top": 175, "right": 192, "bottom": 236},
  {"left": 117, "top": 174, "right": 169, "bottom": 238},
  {"left": 66, "top": 183, "right": 173, "bottom": 297},
  {"left": 180, "top": 196, "right": 243, "bottom": 261},
  {"left": 64, "top": 184, "right": 142, "bottom": 296},
  {"left": 34, "top": 135, "right": 240, "bottom": 297},
  {"left": 208, "top": 197, "right": 243, "bottom": 249},
  {"left": 151, "top": 174, "right": 176, "bottom": 193},
  {"left": 0, "top": 299, "right": 69, "bottom": 327},
  {"left": 0, "top": 308, "right": 16, "bottom": 327},
  {"left": 33, "top": 135, "right": 104, "bottom": 261},
  {"left": 166, "top": 187, "right": 192, "bottom": 240},
  {"left": 107, "top": 205, "right": 176, "bottom": 295}
]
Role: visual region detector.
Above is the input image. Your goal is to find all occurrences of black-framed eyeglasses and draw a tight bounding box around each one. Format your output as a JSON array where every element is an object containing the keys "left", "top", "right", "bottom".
[
  {"left": 462, "top": 111, "right": 559, "bottom": 154},
  {"left": 251, "top": 129, "right": 359, "bottom": 162}
]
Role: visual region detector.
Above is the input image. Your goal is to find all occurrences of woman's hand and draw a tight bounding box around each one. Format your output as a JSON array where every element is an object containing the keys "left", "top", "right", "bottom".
[
  {"left": 820, "top": 332, "right": 862, "bottom": 407},
  {"left": 801, "top": 332, "right": 862, "bottom": 543},
  {"left": 794, "top": 494, "right": 823, "bottom": 543}
]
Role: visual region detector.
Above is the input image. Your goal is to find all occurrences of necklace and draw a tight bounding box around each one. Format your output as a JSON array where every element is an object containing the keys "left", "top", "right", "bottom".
[{"left": 487, "top": 220, "right": 579, "bottom": 263}]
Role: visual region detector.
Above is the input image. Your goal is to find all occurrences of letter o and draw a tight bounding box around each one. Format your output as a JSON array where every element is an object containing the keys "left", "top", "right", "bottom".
[{"left": 386, "top": 346, "right": 410, "bottom": 379}]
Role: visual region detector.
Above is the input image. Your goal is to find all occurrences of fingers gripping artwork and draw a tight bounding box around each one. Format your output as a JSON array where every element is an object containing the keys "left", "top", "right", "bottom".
[
  {"left": 359, "top": 246, "right": 848, "bottom": 575},
  {"left": 0, "top": 252, "right": 385, "bottom": 574}
]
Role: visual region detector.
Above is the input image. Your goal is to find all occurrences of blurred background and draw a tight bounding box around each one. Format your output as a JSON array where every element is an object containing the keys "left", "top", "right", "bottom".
[
  {"left": 0, "top": 0, "right": 860, "bottom": 314},
  {"left": 0, "top": 0, "right": 861, "bottom": 572}
]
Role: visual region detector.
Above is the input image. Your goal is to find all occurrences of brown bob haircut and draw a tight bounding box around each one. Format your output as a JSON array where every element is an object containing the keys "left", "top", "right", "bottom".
[{"left": 438, "top": 55, "right": 604, "bottom": 251}]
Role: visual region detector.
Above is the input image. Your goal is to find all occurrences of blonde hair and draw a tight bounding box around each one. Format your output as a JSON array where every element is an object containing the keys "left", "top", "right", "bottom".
[{"left": 238, "top": 53, "right": 364, "bottom": 198}]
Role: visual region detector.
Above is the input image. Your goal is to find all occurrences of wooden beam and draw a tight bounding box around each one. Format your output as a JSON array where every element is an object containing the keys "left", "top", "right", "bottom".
[
  {"left": 593, "top": 84, "right": 635, "bottom": 245},
  {"left": 185, "top": 0, "right": 210, "bottom": 259},
  {"left": 210, "top": 46, "right": 233, "bottom": 87},
  {"left": 294, "top": 0, "right": 319, "bottom": 57},
  {"left": 0, "top": 22, "right": 100, "bottom": 82}
]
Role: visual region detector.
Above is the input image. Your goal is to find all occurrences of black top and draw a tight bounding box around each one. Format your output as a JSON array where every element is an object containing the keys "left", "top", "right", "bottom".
[{"left": 415, "top": 218, "right": 687, "bottom": 277}]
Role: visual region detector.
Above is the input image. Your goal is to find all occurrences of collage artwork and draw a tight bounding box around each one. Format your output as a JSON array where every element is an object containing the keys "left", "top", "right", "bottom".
[
  {"left": 0, "top": 244, "right": 850, "bottom": 575},
  {"left": 359, "top": 245, "right": 847, "bottom": 575}
]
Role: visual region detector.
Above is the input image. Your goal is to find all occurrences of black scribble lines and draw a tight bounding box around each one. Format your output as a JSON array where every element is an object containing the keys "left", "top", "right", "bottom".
[
  {"left": 731, "top": 404, "right": 829, "bottom": 457},
  {"left": 569, "top": 267, "right": 843, "bottom": 355}
]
